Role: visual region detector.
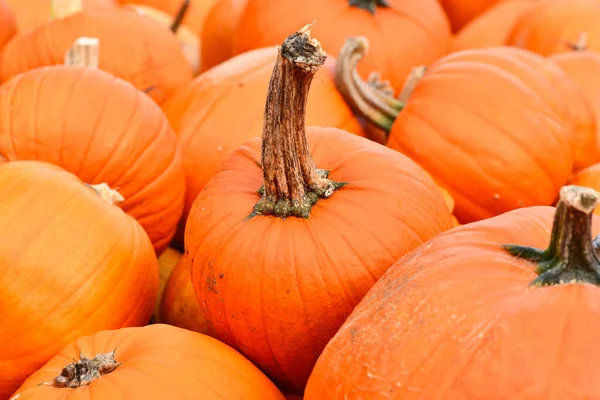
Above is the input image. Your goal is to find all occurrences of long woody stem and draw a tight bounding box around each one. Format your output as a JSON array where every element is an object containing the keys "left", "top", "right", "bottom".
[
  {"left": 251, "top": 24, "right": 345, "bottom": 219},
  {"left": 504, "top": 185, "right": 600, "bottom": 286},
  {"left": 170, "top": 0, "right": 190, "bottom": 33}
]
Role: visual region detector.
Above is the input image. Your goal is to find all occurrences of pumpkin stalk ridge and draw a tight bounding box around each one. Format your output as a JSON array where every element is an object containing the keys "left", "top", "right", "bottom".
[
  {"left": 334, "top": 37, "right": 402, "bottom": 134},
  {"left": 504, "top": 185, "right": 600, "bottom": 286},
  {"left": 251, "top": 23, "right": 346, "bottom": 219},
  {"left": 348, "top": 0, "right": 390, "bottom": 14},
  {"left": 41, "top": 350, "right": 121, "bottom": 388}
]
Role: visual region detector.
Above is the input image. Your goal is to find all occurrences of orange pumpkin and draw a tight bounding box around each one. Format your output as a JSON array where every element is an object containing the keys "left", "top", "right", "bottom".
[
  {"left": 551, "top": 47, "right": 600, "bottom": 143},
  {"left": 154, "top": 247, "right": 182, "bottom": 321},
  {"left": 306, "top": 184, "right": 600, "bottom": 399},
  {"left": 160, "top": 255, "right": 213, "bottom": 334},
  {"left": 6, "top": 0, "right": 116, "bottom": 32},
  {"left": 337, "top": 38, "right": 583, "bottom": 223},
  {"left": 507, "top": 0, "right": 600, "bottom": 56},
  {"left": 0, "top": 65, "right": 185, "bottom": 254},
  {"left": 0, "top": 161, "right": 158, "bottom": 399},
  {"left": 200, "top": 0, "right": 248, "bottom": 73},
  {"left": 185, "top": 25, "right": 454, "bottom": 394},
  {"left": 162, "top": 46, "right": 366, "bottom": 248},
  {"left": 0, "top": 6, "right": 192, "bottom": 104},
  {"left": 453, "top": 0, "right": 536, "bottom": 51},
  {"left": 0, "top": 0, "right": 16, "bottom": 52},
  {"left": 10, "top": 324, "right": 285, "bottom": 399},
  {"left": 438, "top": 0, "right": 503, "bottom": 32},
  {"left": 232, "top": 0, "right": 451, "bottom": 94},
  {"left": 117, "top": 0, "right": 217, "bottom": 32}
]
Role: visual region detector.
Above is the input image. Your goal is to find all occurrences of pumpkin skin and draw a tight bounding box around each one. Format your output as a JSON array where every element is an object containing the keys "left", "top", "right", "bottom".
[
  {"left": 163, "top": 47, "right": 366, "bottom": 248},
  {"left": 0, "top": 7, "right": 192, "bottom": 105},
  {"left": 200, "top": 0, "right": 248, "bottom": 73},
  {"left": 10, "top": 324, "right": 285, "bottom": 400},
  {"left": 187, "top": 129, "right": 454, "bottom": 393},
  {"left": 507, "top": 0, "right": 600, "bottom": 56},
  {"left": 159, "top": 255, "right": 213, "bottom": 335},
  {"left": 305, "top": 190, "right": 600, "bottom": 399},
  {"left": 384, "top": 47, "right": 577, "bottom": 223},
  {"left": 117, "top": 0, "right": 217, "bottom": 32},
  {"left": 154, "top": 247, "right": 182, "bottom": 321},
  {"left": 5, "top": 0, "right": 116, "bottom": 32},
  {"left": 438, "top": 0, "right": 503, "bottom": 32},
  {"left": 233, "top": 0, "right": 452, "bottom": 95},
  {"left": 551, "top": 50, "right": 600, "bottom": 142},
  {"left": 452, "top": 0, "right": 536, "bottom": 51},
  {"left": 0, "top": 0, "right": 16, "bottom": 52},
  {"left": 0, "top": 66, "right": 185, "bottom": 254},
  {"left": 0, "top": 161, "right": 158, "bottom": 400}
]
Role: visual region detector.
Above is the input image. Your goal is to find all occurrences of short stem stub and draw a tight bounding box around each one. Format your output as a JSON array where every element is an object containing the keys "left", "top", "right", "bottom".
[
  {"left": 86, "top": 183, "right": 125, "bottom": 206},
  {"left": 504, "top": 185, "right": 600, "bottom": 286},
  {"left": 567, "top": 32, "right": 588, "bottom": 51},
  {"left": 41, "top": 350, "right": 121, "bottom": 388},
  {"left": 170, "top": 0, "right": 190, "bottom": 33},
  {"left": 348, "top": 0, "right": 390, "bottom": 14},
  {"left": 335, "top": 36, "right": 402, "bottom": 134},
  {"left": 250, "top": 24, "right": 346, "bottom": 220}
]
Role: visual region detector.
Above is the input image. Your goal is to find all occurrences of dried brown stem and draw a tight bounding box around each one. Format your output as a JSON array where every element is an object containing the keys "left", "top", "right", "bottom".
[
  {"left": 251, "top": 24, "right": 345, "bottom": 219},
  {"left": 348, "top": 0, "right": 390, "bottom": 14},
  {"left": 170, "top": 0, "right": 190, "bottom": 33},
  {"left": 41, "top": 350, "right": 121, "bottom": 388},
  {"left": 398, "top": 66, "right": 427, "bottom": 104},
  {"left": 86, "top": 183, "right": 125, "bottom": 206},
  {"left": 567, "top": 32, "right": 588, "bottom": 51}
]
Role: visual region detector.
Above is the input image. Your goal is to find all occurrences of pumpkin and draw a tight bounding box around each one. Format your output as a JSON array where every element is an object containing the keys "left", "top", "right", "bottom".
[
  {"left": 305, "top": 184, "right": 600, "bottom": 399},
  {"left": 507, "top": 0, "right": 600, "bottom": 56},
  {"left": 337, "top": 37, "right": 584, "bottom": 223},
  {"left": 124, "top": 2, "right": 200, "bottom": 75},
  {"left": 153, "top": 247, "right": 182, "bottom": 321},
  {"left": 231, "top": 0, "right": 452, "bottom": 94},
  {"left": 199, "top": 0, "right": 248, "bottom": 73},
  {"left": 0, "top": 3, "right": 192, "bottom": 105},
  {"left": 117, "top": 0, "right": 217, "bottom": 32},
  {"left": 452, "top": 0, "right": 536, "bottom": 51},
  {"left": 0, "top": 0, "right": 16, "bottom": 52},
  {"left": 551, "top": 44, "right": 600, "bottom": 142},
  {"left": 438, "top": 0, "right": 503, "bottom": 32},
  {"left": 10, "top": 324, "right": 285, "bottom": 399},
  {"left": 0, "top": 161, "right": 158, "bottom": 399},
  {"left": 185, "top": 25, "right": 454, "bottom": 394},
  {"left": 0, "top": 64, "right": 185, "bottom": 254},
  {"left": 159, "top": 255, "right": 213, "bottom": 335},
  {"left": 5, "top": 0, "right": 116, "bottom": 32},
  {"left": 162, "top": 46, "right": 366, "bottom": 248}
]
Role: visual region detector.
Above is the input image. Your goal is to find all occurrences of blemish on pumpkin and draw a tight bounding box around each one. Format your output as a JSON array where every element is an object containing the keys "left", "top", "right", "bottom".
[
  {"left": 206, "top": 276, "right": 218, "bottom": 293},
  {"left": 219, "top": 273, "right": 225, "bottom": 279},
  {"left": 493, "top": 193, "right": 500, "bottom": 200}
]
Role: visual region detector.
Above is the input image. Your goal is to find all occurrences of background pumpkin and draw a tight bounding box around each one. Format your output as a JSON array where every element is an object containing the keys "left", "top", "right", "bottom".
[
  {"left": 438, "top": 0, "right": 503, "bottom": 32},
  {"left": 0, "top": 0, "right": 16, "bottom": 52},
  {"left": 507, "top": 0, "right": 600, "bottom": 56},
  {"left": 0, "top": 65, "right": 185, "bottom": 254},
  {"left": 153, "top": 247, "right": 182, "bottom": 321},
  {"left": 0, "top": 6, "right": 192, "bottom": 105},
  {"left": 162, "top": 46, "right": 366, "bottom": 248},
  {"left": 337, "top": 39, "right": 579, "bottom": 223},
  {"left": 5, "top": 0, "right": 116, "bottom": 32},
  {"left": 0, "top": 161, "right": 158, "bottom": 399},
  {"left": 231, "top": 0, "right": 452, "bottom": 94},
  {"left": 305, "top": 185, "right": 600, "bottom": 399},
  {"left": 10, "top": 324, "right": 285, "bottom": 400},
  {"left": 186, "top": 26, "right": 454, "bottom": 394},
  {"left": 452, "top": 0, "right": 537, "bottom": 51}
]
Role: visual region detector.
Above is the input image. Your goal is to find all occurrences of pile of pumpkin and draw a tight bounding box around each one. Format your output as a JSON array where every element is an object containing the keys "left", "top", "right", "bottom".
[{"left": 2, "top": 0, "right": 600, "bottom": 398}]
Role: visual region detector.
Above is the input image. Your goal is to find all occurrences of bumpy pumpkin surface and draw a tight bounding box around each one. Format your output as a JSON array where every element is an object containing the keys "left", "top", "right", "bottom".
[
  {"left": 0, "top": 7, "right": 192, "bottom": 104},
  {"left": 306, "top": 185, "right": 600, "bottom": 399},
  {"left": 0, "top": 161, "right": 158, "bottom": 399},
  {"left": 232, "top": 0, "right": 451, "bottom": 94},
  {"left": 10, "top": 324, "right": 285, "bottom": 400},
  {"left": 163, "top": 46, "right": 365, "bottom": 247},
  {"left": 186, "top": 25, "right": 453, "bottom": 394},
  {"left": 0, "top": 0, "right": 16, "bottom": 52},
  {"left": 0, "top": 66, "right": 185, "bottom": 253},
  {"left": 338, "top": 39, "right": 578, "bottom": 223}
]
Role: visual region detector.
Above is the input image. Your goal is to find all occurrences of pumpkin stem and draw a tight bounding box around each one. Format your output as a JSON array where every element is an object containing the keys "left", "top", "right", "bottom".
[
  {"left": 51, "top": 0, "right": 82, "bottom": 19},
  {"left": 348, "top": 0, "right": 390, "bottom": 14},
  {"left": 504, "top": 185, "right": 600, "bottom": 286},
  {"left": 40, "top": 350, "right": 121, "bottom": 388},
  {"left": 334, "top": 36, "right": 403, "bottom": 134},
  {"left": 170, "top": 0, "right": 190, "bottom": 33},
  {"left": 250, "top": 23, "right": 345, "bottom": 219},
  {"left": 86, "top": 183, "right": 125, "bottom": 206},
  {"left": 64, "top": 37, "right": 100, "bottom": 68},
  {"left": 567, "top": 32, "right": 588, "bottom": 51},
  {"left": 398, "top": 65, "right": 427, "bottom": 104}
]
